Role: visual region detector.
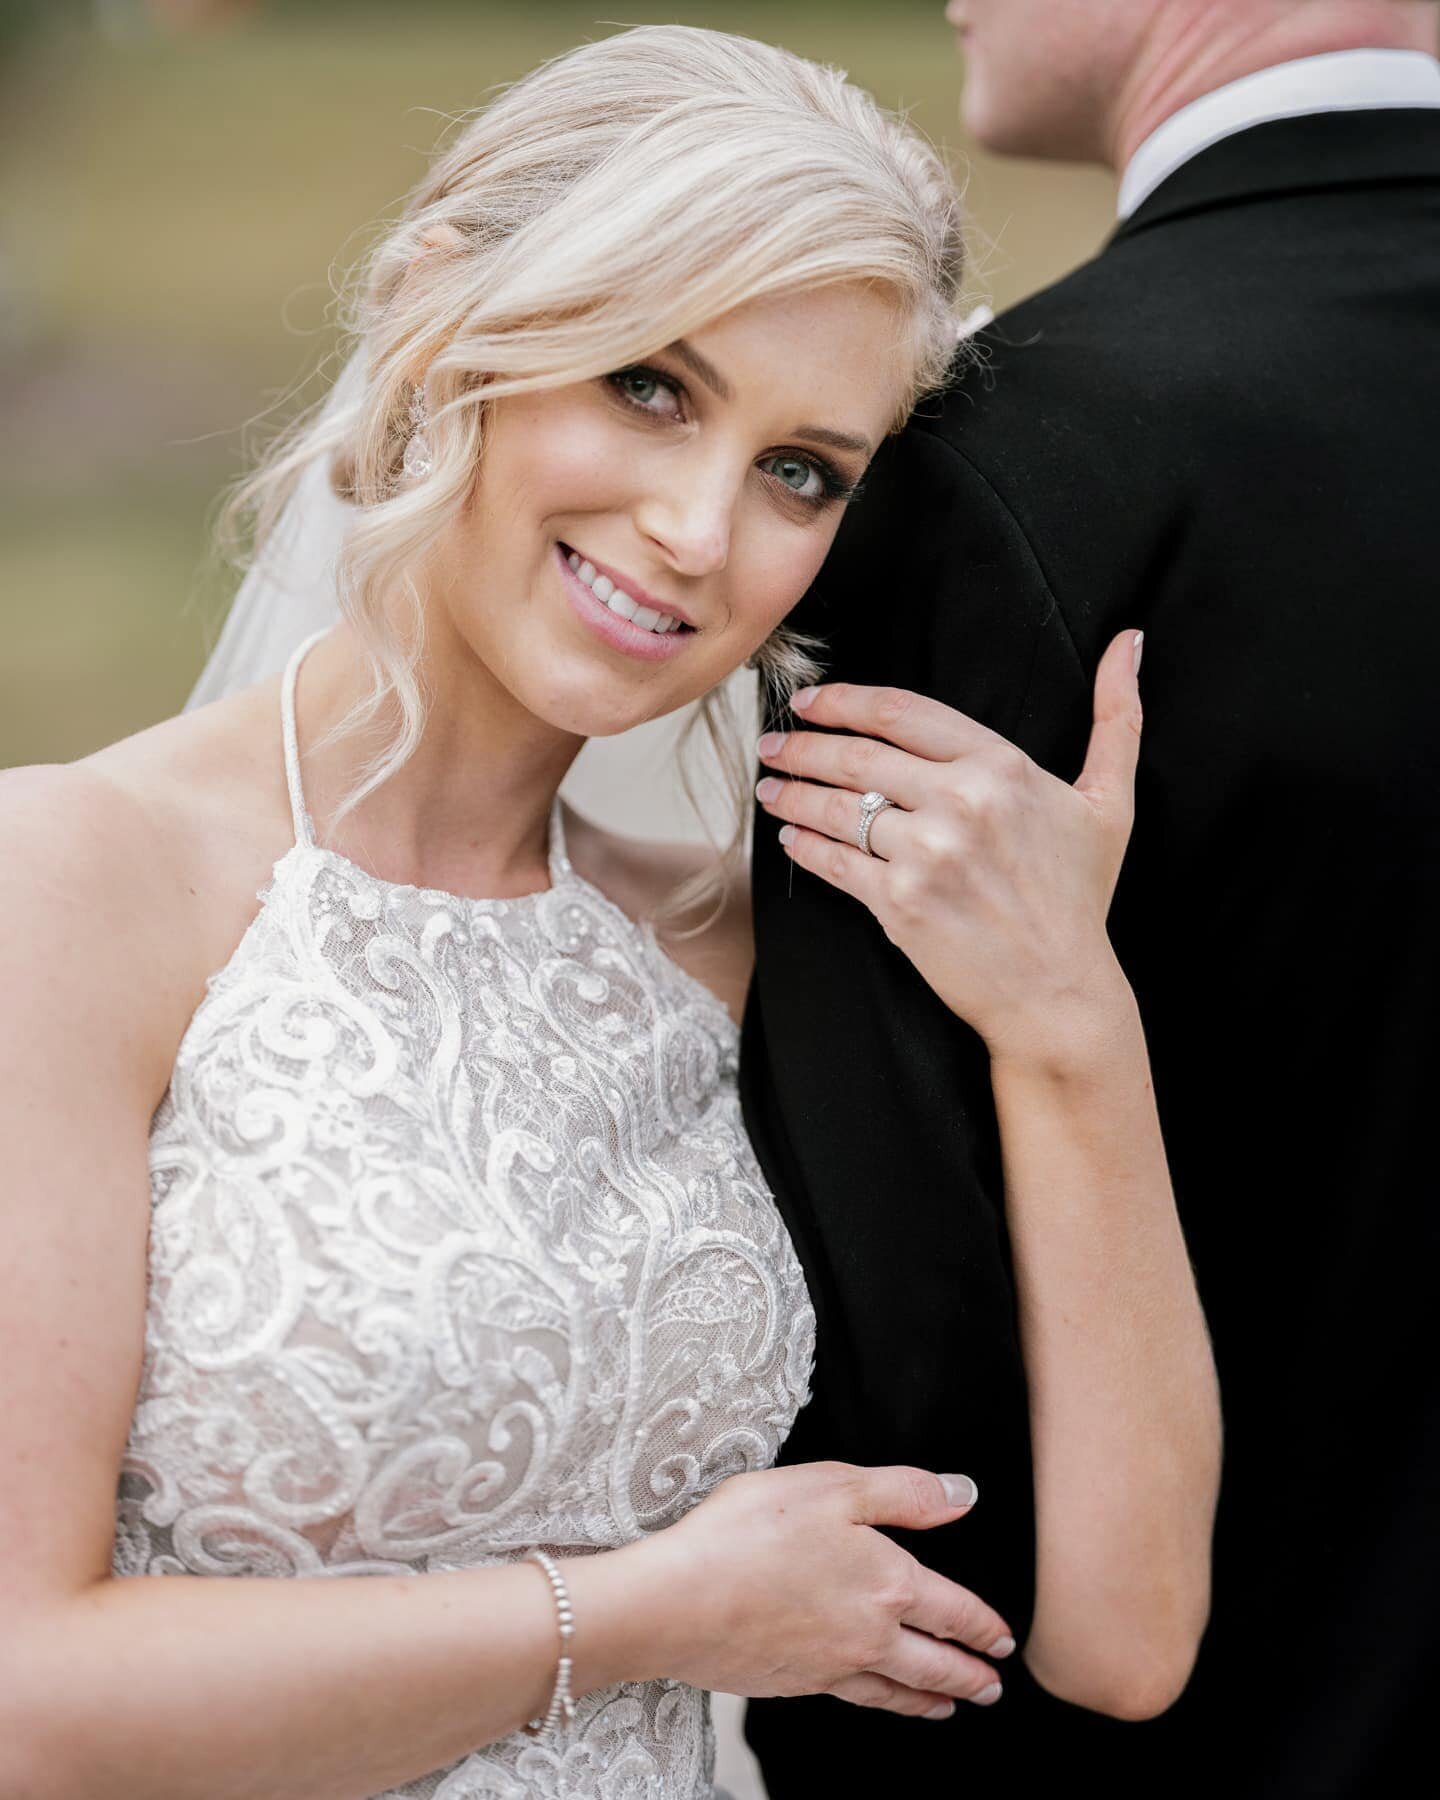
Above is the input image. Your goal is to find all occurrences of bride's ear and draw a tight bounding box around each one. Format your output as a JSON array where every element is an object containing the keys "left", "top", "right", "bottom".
[
  {"left": 412, "top": 222, "right": 466, "bottom": 264},
  {"left": 395, "top": 223, "right": 468, "bottom": 384}
]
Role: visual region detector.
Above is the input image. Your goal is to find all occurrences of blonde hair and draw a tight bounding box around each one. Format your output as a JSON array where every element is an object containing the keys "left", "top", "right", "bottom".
[{"left": 222, "top": 24, "right": 967, "bottom": 925}]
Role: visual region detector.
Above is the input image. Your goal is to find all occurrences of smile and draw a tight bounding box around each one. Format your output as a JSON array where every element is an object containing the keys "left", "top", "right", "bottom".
[
  {"left": 565, "top": 549, "right": 687, "bottom": 634},
  {"left": 555, "top": 543, "right": 696, "bottom": 664}
]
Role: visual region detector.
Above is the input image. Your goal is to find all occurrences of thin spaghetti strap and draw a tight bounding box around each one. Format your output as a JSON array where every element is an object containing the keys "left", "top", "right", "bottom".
[
  {"left": 280, "top": 630, "right": 329, "bottom": 850},
  {"left": 547, "top": 793, "right": 570, "bottom": 881}
]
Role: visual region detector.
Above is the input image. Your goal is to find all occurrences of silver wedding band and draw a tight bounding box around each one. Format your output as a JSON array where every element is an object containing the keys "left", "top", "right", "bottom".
[{"left": 856, "top": 789, "right": 894, "bottom": 857}]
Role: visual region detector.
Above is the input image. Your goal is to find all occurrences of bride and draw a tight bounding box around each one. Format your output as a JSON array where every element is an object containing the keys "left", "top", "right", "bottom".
[{"left": 0, "top": 25, "right": 1218, "bottom": 1800}]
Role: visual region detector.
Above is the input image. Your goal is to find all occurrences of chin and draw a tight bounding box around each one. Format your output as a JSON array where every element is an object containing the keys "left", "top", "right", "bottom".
[
  {"left": 963, "top": 85, "right": 1041, "bottom": 155},
  {"left": 960, "top": 58, "right": 1080, "bottom": 158},
  {"left": 963, "top": 72, "right": 1108, "bottom": 164},
  {"left": 524, "top": 666, "right": 685, "bottom": 744}
]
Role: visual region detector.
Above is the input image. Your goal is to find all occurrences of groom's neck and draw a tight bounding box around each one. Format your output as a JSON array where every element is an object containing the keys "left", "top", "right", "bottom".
[{"left": 1105, "top": 0, "right": 1439, "bottom": 172}]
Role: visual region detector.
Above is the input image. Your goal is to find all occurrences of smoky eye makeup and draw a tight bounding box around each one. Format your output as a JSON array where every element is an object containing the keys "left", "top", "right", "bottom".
[
  {"left": 600, "top": 362, "right": 864, "bottom": 511},
  {"left": 758, "top": 452, "right": 862, "bottom": 509},
  {"left": 604, "top": 364, "right": 687, "bottom": 419}
]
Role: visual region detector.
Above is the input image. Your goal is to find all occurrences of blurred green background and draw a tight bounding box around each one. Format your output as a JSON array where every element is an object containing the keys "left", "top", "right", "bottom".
[{"left": 0, "top": 0, "right": 1117, "bottom": 769}]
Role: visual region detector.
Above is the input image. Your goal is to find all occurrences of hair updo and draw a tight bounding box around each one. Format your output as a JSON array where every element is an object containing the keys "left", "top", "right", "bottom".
[{"left": 224, "top": 24, "right": 967, "bottom": 919}]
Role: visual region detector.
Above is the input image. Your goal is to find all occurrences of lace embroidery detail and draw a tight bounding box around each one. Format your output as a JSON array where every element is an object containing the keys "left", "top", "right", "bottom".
[{"left": 116, "top": 658, "right": 815, "bottom": 1799}]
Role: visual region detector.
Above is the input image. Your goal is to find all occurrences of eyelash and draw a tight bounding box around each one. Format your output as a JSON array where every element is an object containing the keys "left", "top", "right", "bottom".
[{"left": 603, "top": 365, "right": 862, "bottom": 511}]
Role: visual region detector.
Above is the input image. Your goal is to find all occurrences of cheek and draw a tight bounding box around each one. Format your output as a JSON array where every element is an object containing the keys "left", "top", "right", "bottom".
[
  {"left": 481, "top": 397, "right": 629, "bottom": 524},
  {"left": 964, "top": 7, "right": 1066, "bottom": 119},
  {"left": 966, "top": 34, "right": 1033, "bottom": 112},
  {"left": 967, "top": 6, "right": 1116, "bottom": 147},
  {"left": 732, "top": 516, "right": 842, "bottom": 644}
]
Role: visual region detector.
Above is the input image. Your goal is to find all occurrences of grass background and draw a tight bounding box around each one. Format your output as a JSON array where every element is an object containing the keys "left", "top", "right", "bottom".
[{"left": 0, "top": 1, "right": 1117, "bottom": 769}]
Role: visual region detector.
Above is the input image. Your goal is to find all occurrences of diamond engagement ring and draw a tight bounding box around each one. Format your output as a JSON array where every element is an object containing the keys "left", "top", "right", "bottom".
[{"left": 856, "top": 789, "right": 895, "bottom": 857}]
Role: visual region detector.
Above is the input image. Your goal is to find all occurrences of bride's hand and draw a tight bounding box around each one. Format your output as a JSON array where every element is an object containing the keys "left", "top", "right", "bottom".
[
  {"left": 608, "top": 1461, "right": 1014, "bottom": 1716},
  {"left": 756, "top": 629, "right": 1145, "bottom": 1065}
]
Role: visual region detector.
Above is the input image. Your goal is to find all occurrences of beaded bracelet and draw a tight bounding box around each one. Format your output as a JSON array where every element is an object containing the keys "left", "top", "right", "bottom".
[{"left": 522, "top": 1549, "right": 577, "bottom": 1738}]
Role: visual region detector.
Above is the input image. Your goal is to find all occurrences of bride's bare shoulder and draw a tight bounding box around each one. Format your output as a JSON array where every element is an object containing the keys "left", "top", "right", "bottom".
[
  {"left": 0, "top": 750, "right": 189, "bottom": 926},
  {"left": 562, "top": 807, "right": 753, "bottom": 1026},
  {"left": 0, "top": 685, "right": 293, "bottom": 1080},
  {"left": 4, "top": 681, "right": 286, "bottom": 881}
]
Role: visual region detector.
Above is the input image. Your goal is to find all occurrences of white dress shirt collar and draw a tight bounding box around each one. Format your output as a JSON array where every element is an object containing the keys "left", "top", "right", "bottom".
[{"left": 1117, "top": 47, "right": 1440, "bottom": 220}]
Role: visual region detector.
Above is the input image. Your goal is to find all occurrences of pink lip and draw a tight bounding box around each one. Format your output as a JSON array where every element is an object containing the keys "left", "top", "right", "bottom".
[
  {"left": 555, "top": 544, "right": 695, "bottom": 664},
  {"left": 564, "top": 544, "right": 696, "bottom": 629}
]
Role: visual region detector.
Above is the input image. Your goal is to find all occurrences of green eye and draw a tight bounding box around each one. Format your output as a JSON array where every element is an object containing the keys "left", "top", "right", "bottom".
[
  {"left": 607, "top": 366, "right": 683, "bottom": 417},
  {"left": 765, "top": 455, "right": 820, "bottom": 496}
]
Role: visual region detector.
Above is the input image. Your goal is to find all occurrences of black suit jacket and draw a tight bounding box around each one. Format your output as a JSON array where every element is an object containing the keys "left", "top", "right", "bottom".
[{"left": 741, "top": 110, "right": 1440, "bottom": 1798}]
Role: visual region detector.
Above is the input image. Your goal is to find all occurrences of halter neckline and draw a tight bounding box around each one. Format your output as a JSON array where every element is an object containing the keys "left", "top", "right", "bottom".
[{"left": 279, "top": 629, "right": 569, "bottom": 895}]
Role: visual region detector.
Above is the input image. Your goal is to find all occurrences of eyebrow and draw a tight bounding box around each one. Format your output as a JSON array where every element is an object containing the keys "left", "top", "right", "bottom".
[
  {"left": 791, "top": 423, "right": 873, "bottom": 458},
  {"left": 668, "top": 339, "right": 734, "bottom": 401},
  {"left": 666, "top": 339, "right": 873, "bottom": 460}
]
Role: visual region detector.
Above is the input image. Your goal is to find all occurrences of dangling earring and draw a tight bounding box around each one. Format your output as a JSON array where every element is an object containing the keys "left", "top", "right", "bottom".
[{"left": 402, "top": 384, "right": 433, "bottom": 481}]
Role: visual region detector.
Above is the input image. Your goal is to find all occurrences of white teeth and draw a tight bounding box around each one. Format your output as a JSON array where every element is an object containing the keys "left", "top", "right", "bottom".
[{"left": 568, "top": 550, "right": 683, "bottom": 635}]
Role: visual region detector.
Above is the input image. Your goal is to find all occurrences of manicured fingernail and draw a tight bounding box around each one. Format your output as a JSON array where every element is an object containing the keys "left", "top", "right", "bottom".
[
  {"left": 924, "top": 1701, "right": 955, "bottom": 1721},
  {"left": 1133, "top": 631, "right": 1144, "bottom": 676},
  {"left": 756, "top": 777, "right": 781, "bottom": 803},
  {"left": 757, "top": 732, "right": 786, "bottom": 757},
  {"left": 940, "top": 1474, "right": 978, "bottom": 1508},
  {"left": 989, "top": 1635, "right": 1016, "bottom": 1659},
  {"left": 778, "top": 825, "right": 796, "bottom": 846},
  {"left": 974, "top": 1682, "right": 1003, "bottom": 1706},
  {"left": 791, "top": 686, "right": 819, "bottom": 711}
]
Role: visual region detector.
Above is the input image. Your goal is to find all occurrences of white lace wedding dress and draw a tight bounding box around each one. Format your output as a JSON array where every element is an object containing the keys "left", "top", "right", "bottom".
[{"left": 112, "top": 632, "right": 817, "bottom": 1798}]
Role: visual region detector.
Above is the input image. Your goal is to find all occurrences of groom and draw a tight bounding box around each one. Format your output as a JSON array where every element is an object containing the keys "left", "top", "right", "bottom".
[{"left": 742, "top": 1, "right": 1440, "bottom": 1795}]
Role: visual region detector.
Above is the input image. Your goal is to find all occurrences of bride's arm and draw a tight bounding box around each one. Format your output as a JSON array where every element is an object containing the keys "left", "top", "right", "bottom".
[
  {"left": 0, "top": 765, "right": 1017, "bottom": 1799},
  {"left": 755, "top": 630, "right": 1221, "bottom": 1720},
  {"left": 0, "top": 767, "right": 612, "bottom": 1796},
  {"left": 989, "top": 986, "right": 1218, "bottom": 1717}
]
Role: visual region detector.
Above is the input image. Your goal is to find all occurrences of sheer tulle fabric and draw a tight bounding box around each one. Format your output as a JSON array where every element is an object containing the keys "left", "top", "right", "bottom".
[{"left": 185, "top": 355, "right": 360, "bottom": 712}]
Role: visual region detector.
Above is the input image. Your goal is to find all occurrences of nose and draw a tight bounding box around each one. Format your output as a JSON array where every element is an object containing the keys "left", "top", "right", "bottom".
[{"left": 633, "top": 456, "right": 738, "bottom": 580}]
